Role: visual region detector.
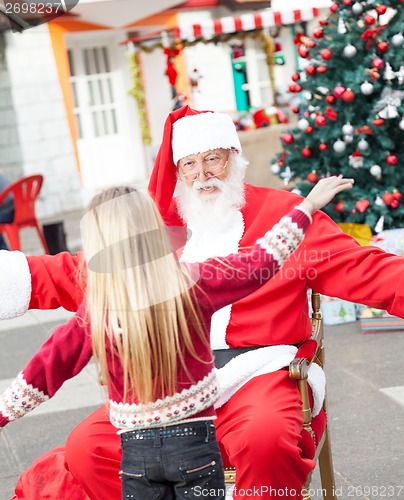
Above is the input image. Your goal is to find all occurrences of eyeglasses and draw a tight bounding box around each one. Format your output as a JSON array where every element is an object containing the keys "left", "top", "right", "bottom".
[{"left": 180, "top": 160, "right": 228, "bottom": 182}]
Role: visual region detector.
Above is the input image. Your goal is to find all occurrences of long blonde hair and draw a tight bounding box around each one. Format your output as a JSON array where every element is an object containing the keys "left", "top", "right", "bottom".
[{"left": 81, "top": 186, "right": 208, "bottom": 403}]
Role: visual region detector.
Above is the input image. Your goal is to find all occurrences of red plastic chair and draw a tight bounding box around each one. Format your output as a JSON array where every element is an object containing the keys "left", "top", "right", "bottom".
[{"left": 0, "top": 174, "right": 49, "bottom": 254}]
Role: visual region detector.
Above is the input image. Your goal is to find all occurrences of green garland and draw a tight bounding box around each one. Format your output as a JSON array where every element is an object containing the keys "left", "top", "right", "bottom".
[{"left": 126, "top": 51, "right": 152, "bottom": 146}]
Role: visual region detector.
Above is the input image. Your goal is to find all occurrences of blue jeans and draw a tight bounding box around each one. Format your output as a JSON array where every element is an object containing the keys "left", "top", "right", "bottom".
[{"left": 120, "top": 420, "right": 225, "bottom": 500}]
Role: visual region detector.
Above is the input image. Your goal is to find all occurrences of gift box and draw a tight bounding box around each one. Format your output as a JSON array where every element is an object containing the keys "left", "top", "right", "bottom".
[
  {"left": 359, "top": 307, "right": 404, "bottom": 333},
  {"left": 320, "top": 296, "right": 357, "bottom": 326},
  {"left": 371, "top": 228, "right": 404, "bottom": 256}
]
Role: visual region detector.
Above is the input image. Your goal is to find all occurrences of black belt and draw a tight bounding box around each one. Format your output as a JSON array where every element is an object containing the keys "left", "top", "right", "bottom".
[{"left": 213, "top": 346, "right": 262, "bottom": 369}]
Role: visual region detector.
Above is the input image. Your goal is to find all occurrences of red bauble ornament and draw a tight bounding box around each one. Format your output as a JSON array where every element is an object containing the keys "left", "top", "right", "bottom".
[
  {"left": 281, "top": 133, "right": 294, "bottom": 145},
  {"left": 325, "top": 107, "right": 338, "bottom": 121},
  {"left": 305, "top": 126, "right": 314, "bottom": 134},
  {"left": 335, "top": 201, "right": 344, "bottom": 213},
  {"left": 292, "top": 106, "right": 299, "bottom": 114},
  {"left": 334, "top": 85, "right": 346, "bottom": 98},
  {"left": 377, "top": 41, "right": 389, "bottom": 52},
  {"left": 343, "top": 0, "right": 352, "bottom": 4},
  {"left": 376, "top": 4, "right": 387, "bottom": 14},
  {"left": 291, "top": 72, "right": 300, "bottom": 81},
  {"left": 373, "top": 117, "right": 385, "bottom": 126},
  {"left": 315, "top": 115, "right": 327, "bottom": 127},
  {"left": 386, "top": 154, "right": 398, "bottom": 165},
  {"left": 294, "top": 85, "right": 302, "bottom": 92},
  {"left": 391, "top": 199, "right": 400, "bottom": 209},
  {"left": 304, "top": 112, "right": 310, "bottom": 118},
  {"left": 313, "top": 28, "right": 324, "bottom": 39},
  {"left": 319, "top": 143, "right": 328, "bottom": 152},
  {"left": 307, "top": 171, "right": 318, "bottom": 183},
  {"left": 306, "top": 65, "right": 317, "bottom": 76},
  {"left": 330, "top": 2, "right": 338, "bottom": 12},
  {"left": 302, "top": 147, "right": 312, "bottom": 158},
  {"left": 393, "top": 191, "right": 402, "bottom": 201},
  {"left": 342, "top": 89, "right": 356, "bottom": 103},
  {"left": 364, "top": 14, "right": 375, "bottom": 25},
  {"left": 382, "top": 193, "right": 393, "bottom": 205},
  {"left": 298, "top": 45, "right": 309, "bottom": 58},
  {"left": 320, "top": 48, "right": 333, "bottom": 60},
  {"left": 317, "top": 65, "right": 328, "bottom": 73},
  {"left": 356, "top": 200, "right": 370, "bottom": 213},
  {"left": 325, "top": 95, "right": 335, "bottom": 104},
  {"left": 372, "top": 57, "right": 384, "bottom": 69},
  {"left": 319, "top": 19, "right": 328, "bottom": 26},
  {"left": 307, "top": 40, "right": 317, "bottom": 48},
  {"left": 288, "top": 84, "right": 296, "bottom": 92}
]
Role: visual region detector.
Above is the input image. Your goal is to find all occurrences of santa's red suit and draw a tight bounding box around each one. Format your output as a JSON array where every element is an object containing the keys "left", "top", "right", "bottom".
[
  {"left": 2, "top": 183, "right": 404, "bottom": 500},
  {"left": 2, "top": 107, "right": 404, "bottom": 499}
]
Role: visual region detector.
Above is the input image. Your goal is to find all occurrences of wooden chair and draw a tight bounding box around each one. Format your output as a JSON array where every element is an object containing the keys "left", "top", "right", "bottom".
[
  {"left": 224, "top": 291, "right": 337, "bottom": 500},
  {"left": 0, "top": 174, "right": 49, "bottom": 254}
]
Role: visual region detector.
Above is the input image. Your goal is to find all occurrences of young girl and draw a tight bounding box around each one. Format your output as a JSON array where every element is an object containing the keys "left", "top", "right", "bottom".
[{"left": 0, "top": 177, "right": 352, "bottom": 500}]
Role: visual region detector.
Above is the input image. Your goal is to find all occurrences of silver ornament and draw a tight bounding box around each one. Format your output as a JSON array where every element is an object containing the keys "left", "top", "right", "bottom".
[
  {"left": 333, "top": 139, "right": 346, "bottom": 153},
  {"left": 375, "top": 195, "right": 384, "bottom": 207},
  {"left": 298, "top": 118, "right": 310, "bottom": 130},
  {"left": 352, "top": 2, "right": 363, "bottom": 14},
  {"left": 343, "top": 44, "right": 357, "bottom": 58},
  {"left": 271, "top": 163, "right": 280, "bottom": 174},
  {"left": 338, "top": 17, "right": 347, "bottom": 34},
  {"left": 392, "top": 33, "right": 404, "bottom": 47},
  {"left": 383, "top": 62, "right": 396, "bottom": 81},
  {"left": 399, "top": 117, "right": 404, "bottom": 131},
  {"left": 360, "top": 81, "right": 374, "bottom": 95},
  {"left": 370, "top": 164, "right": 382, "bottom": 179},
  {"left": 379, "top": 104, "right": 398, "bottom": 119},
  {"left": 396, "top": 66, "right": 404, "bottom": 85},
  {"left": 280, "top": 166, "right": 294, "bottom": 185},
  {"left": 342, "top": 122, "right": 354, "bottom": 135},
  {"left": 358, "top": 138, "right": 369, "bottom": 151},
  {"left": 344, "top": 135, "right": 354, "bottom": 144}
]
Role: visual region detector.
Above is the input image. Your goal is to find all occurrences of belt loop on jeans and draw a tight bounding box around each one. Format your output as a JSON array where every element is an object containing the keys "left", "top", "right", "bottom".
[{"left": 154, "top": 428, "right": 161, "bottom": 448}]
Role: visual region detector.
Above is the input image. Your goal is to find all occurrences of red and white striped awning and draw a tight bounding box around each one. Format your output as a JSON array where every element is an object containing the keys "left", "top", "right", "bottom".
[{"left": 173, "top": 7, "right": 319, "bottom": 40}]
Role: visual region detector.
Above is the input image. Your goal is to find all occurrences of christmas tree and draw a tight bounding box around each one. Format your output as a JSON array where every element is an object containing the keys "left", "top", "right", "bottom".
[{"left": 272, "top": 0, "right": 404, "bottom": 233}]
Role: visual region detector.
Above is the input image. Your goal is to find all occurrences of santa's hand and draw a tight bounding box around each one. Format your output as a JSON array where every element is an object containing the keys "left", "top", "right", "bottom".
[{"left": 299, "top": 176, "right": 354, "bottom": 214}]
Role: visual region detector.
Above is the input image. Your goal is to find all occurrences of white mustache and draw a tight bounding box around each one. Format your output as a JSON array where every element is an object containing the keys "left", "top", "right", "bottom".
[{"left": 193, "top": 177, "right": 222, "bottom": 191}]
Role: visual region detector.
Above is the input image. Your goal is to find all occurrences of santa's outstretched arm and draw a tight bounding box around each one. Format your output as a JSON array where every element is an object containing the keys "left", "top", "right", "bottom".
[{"left": 0, "top": 250, "right": 84, "bottom": 319}]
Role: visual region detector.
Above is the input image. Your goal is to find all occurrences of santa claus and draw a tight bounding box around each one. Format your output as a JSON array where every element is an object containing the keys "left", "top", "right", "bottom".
[{"left": 2, "top": 106, "right": 404, "bottom": 499}]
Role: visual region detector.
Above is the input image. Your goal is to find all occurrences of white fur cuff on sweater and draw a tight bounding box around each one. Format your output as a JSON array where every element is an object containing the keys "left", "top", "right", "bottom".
[{"left": 0, "top": 250, "right": 31, "bottom": 319}]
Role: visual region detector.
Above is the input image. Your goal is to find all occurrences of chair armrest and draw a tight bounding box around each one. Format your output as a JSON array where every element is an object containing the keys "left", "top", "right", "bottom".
[{"left": 289, "top": 339, "right": 318, "bottom": 380}]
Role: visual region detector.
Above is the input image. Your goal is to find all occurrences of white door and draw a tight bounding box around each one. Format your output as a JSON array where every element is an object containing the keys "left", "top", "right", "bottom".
[{"left": 67, "top": 38, "right": 146, "bottom": 198}]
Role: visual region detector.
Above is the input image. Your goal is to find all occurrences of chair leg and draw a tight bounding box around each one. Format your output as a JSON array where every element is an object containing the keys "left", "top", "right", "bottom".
[
  {"left": 318, "top": 426, "right": 337, "bottom": 499},
  {"left": 35, "top": 223, "right": 49, "bottom": 254},
  {"left": 4, "top": 226, "right": 21, "bottom": 251},
  {"left": 302, "top": 471, "right": 312, "bottom": 500}
]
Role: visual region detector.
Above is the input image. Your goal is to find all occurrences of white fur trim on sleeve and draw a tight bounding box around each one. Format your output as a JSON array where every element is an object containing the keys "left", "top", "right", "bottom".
[{"left": 0, "top": 250, "right": 31, "bottom": 319}]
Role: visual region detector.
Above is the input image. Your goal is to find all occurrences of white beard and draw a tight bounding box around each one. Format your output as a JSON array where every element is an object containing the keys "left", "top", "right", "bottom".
[{"left": 176, "top": 155, "right": 247, "bottom": 235}]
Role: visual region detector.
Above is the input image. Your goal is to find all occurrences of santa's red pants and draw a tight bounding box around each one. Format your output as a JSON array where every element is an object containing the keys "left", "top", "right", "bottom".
[{"left": 15, "top": 371, "right": 315, "bottom": 499}]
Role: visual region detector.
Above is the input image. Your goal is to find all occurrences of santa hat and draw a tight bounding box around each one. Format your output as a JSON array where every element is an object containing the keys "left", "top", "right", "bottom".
[{"left": 148, "top": 105, "right": 241, "bottom": 218}]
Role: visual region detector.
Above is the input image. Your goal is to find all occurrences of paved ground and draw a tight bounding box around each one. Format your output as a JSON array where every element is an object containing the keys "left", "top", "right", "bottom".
[{"left": 0, "top": 212, "right": 404, "bottom": 499}]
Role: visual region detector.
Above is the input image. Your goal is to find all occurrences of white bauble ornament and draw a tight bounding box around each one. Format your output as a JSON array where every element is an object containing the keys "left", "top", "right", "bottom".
[
  {"left": 291, "top": 188, "right": 302, "bottom": 195},
  {"left": 338, "top": 17, "right": 347, "bottom": 34},
  {"left": 342, "top": 122, "right": 354, "bottom": 135},
  {"left": 298, "top": 118, "right": 310, "bottom": 130},
  {"left": 333, "top": 139, "right": 346, "bottom": 153},
  {"left": 344, "top": 135, "right": 354, "bottom": 144},
  {"left": 392, "top": 33, "right": 404, "bottom": 47},
  {"left": 271, "top": 163, "right": 280, "bottom": 174},
  {"left": 343, "top": 44, "right": 357, "bottom": 58},
  {"left": 399, "top": 117, "right": 404, "bottom": 131},
  {"left": 358, "top": 138, "right": 369, "bottom": 151},
  {"left": 360, "top": 81, "right": 374, "bottom": 95},
  {"left": 375, "top": 195, "right": 384, "bottom": 207},
  {"left": 370, "top": 164, "right": 382, "bottom": 179},
  {"left": 352, "top": 2, "right": 363, "bottom": 14}
]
